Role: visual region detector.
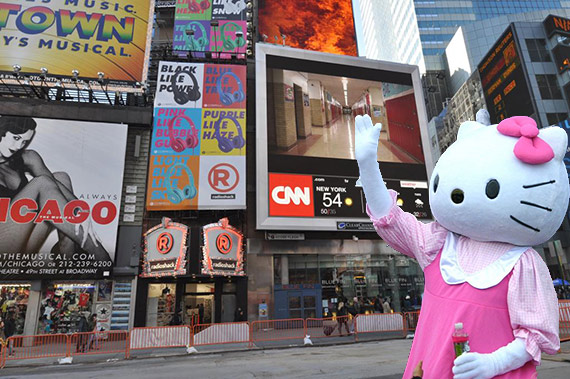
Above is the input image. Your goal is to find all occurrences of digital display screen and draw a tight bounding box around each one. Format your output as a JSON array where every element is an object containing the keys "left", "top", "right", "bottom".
[
  {"left": 552, "top": 44, "right": 570, "bottom": 73},
  {"left": 478, "top": 26, "right": 534, "bottom": 123},
  {"left": 256, "top": 44, "right": 432, "bottom": 231}
]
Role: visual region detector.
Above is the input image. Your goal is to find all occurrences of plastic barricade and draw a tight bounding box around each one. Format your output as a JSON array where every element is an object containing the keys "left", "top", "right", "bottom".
[
  {"left": 192, "top": 322, "right": 250, "bottom": 347},
  {"left": 5, "top": 333, "right": 69, "bottom": 361},
  {"left": 250, "top": 318, "right": 306, "bottom": 346},
  {"left": 306, "top": 316, "right": 353, "bottom": 339},
  {"left": 70, "top": 331, "right": 128, "bottom": 358},
  {"left": 128, "top": 326, "right": 192, "bottom": 357},
  {"left": 560, "top": 300, "right": 570, "bottom": 342},
  {"left": 354, "top": 313, "right": 405, "bottom": 341}
]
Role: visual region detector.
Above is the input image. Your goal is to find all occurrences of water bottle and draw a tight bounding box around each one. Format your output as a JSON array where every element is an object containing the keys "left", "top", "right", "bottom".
[{"left": 452, "top": 322, "right": 470, "bottom": 357}]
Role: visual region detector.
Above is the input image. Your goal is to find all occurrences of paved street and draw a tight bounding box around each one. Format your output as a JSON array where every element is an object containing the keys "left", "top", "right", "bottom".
[{"left": 2, "top": 339, "right": 570, "bottom": 379}]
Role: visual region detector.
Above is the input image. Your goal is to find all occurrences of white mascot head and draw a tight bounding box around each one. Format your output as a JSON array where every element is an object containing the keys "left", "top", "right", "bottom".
[{"left": 430, "top": 111, "right": 569, "bottom": 246}]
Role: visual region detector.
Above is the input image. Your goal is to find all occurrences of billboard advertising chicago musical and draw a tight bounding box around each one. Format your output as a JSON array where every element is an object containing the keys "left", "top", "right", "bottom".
[
  {"left": 0, "top": 116, "right": 127, "bottom": 278},
  {"left": 0, "top": 0, "right": 155, "bottom": 85}
]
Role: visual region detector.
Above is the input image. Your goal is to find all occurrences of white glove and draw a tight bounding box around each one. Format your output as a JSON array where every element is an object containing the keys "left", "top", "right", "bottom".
[
  {"left": 354, "top": 114, "right": 392, "bottom": 218},
  {"left": 452, "top": 338, "right": 532, "bottom": 379}
]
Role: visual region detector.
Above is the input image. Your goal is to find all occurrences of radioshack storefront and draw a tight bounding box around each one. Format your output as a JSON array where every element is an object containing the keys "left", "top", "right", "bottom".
[{"left": 135, "top": 218, "right": 247, "bottom": 326}]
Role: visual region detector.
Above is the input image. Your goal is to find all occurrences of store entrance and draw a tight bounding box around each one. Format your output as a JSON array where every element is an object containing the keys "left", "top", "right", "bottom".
[
  {"left": 274, "top": 285, "right": 322, "bottom": 319},
  {"left": 183, "top": 283, "right": 215, "bottom": 325}
]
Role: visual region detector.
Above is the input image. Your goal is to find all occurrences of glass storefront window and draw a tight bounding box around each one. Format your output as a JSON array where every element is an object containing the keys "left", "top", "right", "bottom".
[
  {"left": 38, "top": 282, "right": 96, "bottom": 334},
  {"left": 279, "top": 253, "right": 425, "bottom": 315},
  {"left": 146, "top": 283, "right": 176, "bottom": 327},
  {"left": 0, "top": 284, "right": 30, "bottom": 335}
]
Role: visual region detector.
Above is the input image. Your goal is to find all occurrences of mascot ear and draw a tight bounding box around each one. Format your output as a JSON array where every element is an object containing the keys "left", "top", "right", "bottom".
[
  {"left": 456, "top": 120, "right": 485, "bottom": 141},
  {"left": 476, "top": 109, "right": 491, "bottom": 126},
  {"left": 539, "top": 126, "right": 568, "bottom": 162}
]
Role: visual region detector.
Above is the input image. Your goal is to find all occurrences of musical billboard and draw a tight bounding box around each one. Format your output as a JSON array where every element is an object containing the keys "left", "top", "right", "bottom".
[
  {"left": 258, "top": 0, "right": 357, "bottom": 56},
  {"left": 478, "top": 26, "right": 534, "bottom": 124},
  {"left": 0, "top": 116, "right": 127, "bottom": 278},
  {"left": 256, "top": 44, "right": 433, "bottom": 231},
  {"left": 0, "top": 0, "right": 155, "bottom": 86}
]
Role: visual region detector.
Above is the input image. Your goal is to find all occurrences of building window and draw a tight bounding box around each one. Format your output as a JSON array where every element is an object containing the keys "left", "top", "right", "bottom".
[
  {"left": 525, "top": 39, "right": 551, "bottom": 62},
  {"left": 546, "top": 113, "right": 568, "bottom": 125},
  {"left": 536, "top": 75, "right": 563, "bottom": 100}
]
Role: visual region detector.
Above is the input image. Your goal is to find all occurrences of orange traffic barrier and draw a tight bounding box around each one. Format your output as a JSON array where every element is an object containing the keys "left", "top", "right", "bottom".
[
  {"left": 560, "top": 300, "right": 570, "bottom": 342},
  {"left": 404, "top": 311, "right": 421, "bottom": 333},
  {"left": 128, "top": 326, "right": 192, "bottom": 357},
  {"left": 0, "top": 339, "right": 6, "bottom": 369},
  {"left": 5, "top": 334, "right": 68, "bottom": 361},
  {"left": 192, "top": 322, "right": 250, "bottom": 347},
  {"left": 354, "top": 313, "right": 405, "bottom": 341},
  {"left": 306, "top": 316, "right": 353, "bottom": 339},
  {"left": 70, "top": 331, "right": 129, "bottom": 359},
  {"left": 250, "top": 318, "right": 305, "bottom": 343}
]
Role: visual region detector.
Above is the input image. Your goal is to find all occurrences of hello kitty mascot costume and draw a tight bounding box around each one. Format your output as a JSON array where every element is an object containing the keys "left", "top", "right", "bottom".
[{"left": 354, "top": 111, "right": 565, "bottom": 378}]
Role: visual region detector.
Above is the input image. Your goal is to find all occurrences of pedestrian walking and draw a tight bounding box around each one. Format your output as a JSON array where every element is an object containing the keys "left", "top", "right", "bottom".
[
  {"left": 87, "top": 314, "right": 98, "bottom": 351},
  {"left": 76, "top": 312, "right": 89, "bottom": 352},
  {"left": 336, "top": 301, "right": 350, "bottom": 336}
]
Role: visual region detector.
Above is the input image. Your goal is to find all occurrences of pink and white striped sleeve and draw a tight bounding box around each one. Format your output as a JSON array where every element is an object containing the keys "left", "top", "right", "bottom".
[
  {"left": 366, "top": 190, "right": 448, "bottom": 270},
  {"left": 509, "top": 249, "right": 560, "bottom": 364}
]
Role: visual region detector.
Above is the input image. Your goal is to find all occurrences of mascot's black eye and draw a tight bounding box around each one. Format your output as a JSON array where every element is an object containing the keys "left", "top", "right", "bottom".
[
  {"left": 433, "top": 174, "right": 439, "bottom": 193},
  {"left": 486, "top": 179, "right": 500, "bottom": 199}
]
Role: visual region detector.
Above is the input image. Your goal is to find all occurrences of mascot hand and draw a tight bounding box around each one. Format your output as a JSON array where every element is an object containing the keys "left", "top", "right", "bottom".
[
  {"left": 453, "top": 339, "right": 532, "bottom": 379},
  {"left": 354, "top": 115, "right": 392, "bottom": 218},
  {"left": 355, "top": 114, "right": 382, "bottom": 163},
  {"left": 452, "top": 353, "right": 495, "bottom": 379}
]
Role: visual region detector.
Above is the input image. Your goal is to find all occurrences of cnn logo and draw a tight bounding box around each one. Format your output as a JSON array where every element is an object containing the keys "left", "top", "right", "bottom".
[{"left": 269, "top": 174, "right": 314, "bottom": 217}]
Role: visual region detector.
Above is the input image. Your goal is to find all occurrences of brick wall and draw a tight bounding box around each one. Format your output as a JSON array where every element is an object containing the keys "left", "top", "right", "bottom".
[
  {"left": 273, "top": 82, "right": 297, "bottom": 149},
  {"left": 310, "top": 99, "right": 325, "bottom": 126}
]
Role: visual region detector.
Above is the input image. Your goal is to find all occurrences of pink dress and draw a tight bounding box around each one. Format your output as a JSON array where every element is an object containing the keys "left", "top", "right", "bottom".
[{"left": 403, "top": 248, "right": 536, "bottom": 378}]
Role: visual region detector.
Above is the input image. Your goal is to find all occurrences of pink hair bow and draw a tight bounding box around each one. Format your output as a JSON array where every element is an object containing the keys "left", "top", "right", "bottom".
[{"left": 497, "top": 116, "right": 554, "bottom": 165}]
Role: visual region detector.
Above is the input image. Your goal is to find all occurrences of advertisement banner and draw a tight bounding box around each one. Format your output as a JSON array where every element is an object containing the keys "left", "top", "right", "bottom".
[
  {"left": 258, "top": 0, "right": 357, "bottom": 56},
  {"left": 0, "top": 0, "right": 154, "bottom": 85},
  {"left": 173, "top": 0, "right": 247, "bottom": 58},
  {"left": 198, "top": 156, "right": 245, "bottom": 208},
  {"left": 147, "top": 155, "right": 200, "bottom": 210},
  {"left": 141, "top": 217, "right": 188, "bottom": 277},
  {"left": 147, "top": 61, "right": 246, "bottom": 211},
  {"left": 0, "top": 116, "right": 127, "bottom": 278},
  {"left": 202, "top": 218, "right": 244, "bottom": 276}
]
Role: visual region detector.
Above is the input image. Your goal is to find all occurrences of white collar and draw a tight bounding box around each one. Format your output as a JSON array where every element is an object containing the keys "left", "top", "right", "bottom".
[{"left": 439, "top": 232, "right": 529, "bottom": 289}]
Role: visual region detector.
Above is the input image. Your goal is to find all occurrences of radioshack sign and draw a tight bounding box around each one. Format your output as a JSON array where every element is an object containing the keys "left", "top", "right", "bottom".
[
  {"left": 198, "top": 156, "right": 246, "bottom": 209},
  {"left": 141, "top": 218, "right": 188, "bottom": 278},
  {"left": 269, "top": 173, "right": 314, "bottom": 217},
  {"left": 202, "top": 218, "right": 244, "bottom": 276}
]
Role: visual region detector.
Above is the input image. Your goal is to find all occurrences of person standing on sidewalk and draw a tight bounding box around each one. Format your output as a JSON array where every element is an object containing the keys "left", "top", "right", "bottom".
[
  {"left": 87, "top": 314, "right": 98, "bottom": 351},
  {"left": 3, "top": 312, "right": 16, "bottom": 356},
  {"left": 336, "top": 302, "right": 350, "bottom": 336}
]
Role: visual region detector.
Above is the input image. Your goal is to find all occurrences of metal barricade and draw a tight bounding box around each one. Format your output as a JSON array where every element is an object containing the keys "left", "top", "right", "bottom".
[
  {"left": 404, "top": 311, "right": 421, "bottom": 333},
  {"left": 559, "top": 300, "right": 570, "bottom": 342},
  {"left": 0, "top": 339, "right": 5, "bottom": 369},
  {"left": 250, "top": 318, "right": 306, "bottom": 344},
  {"left": 192, "top": 322, "right": 250, "bottom": 347},
  {"left": 354, "top": 313, "right": 405, "bottom": 341},
  {"left": 128, "top": 326, "right": 192, "bottom": 358},
  {"left": 70, "top": 330, "right": 129, "bottom": 359},
  {"left": 306, "top": 316, "right": 353, "bottom": 339},
  {"left": 5, "top": 333, "right": 69, "bottom": 361}
]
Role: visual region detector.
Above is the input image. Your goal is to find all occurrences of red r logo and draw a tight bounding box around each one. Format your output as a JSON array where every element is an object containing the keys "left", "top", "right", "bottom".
[
  {"left": 216, "top": 233, "right": 232, "bottom": 254},
  {"left": 157, "top": 232, "right": 173, "bottom": 254}
]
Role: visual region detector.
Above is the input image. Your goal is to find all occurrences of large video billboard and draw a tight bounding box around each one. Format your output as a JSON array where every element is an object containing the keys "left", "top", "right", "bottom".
[
  {"left": 174, "top": 0, "right": 247, "bottom": 58},
  {"left": 256, "top": 44, "right": 432, "bottom": 231},
  {"left": 258, "top": 0, "right": 357, "bottom": 56},
  {"left": 146, "top": 61, "right": 246, "bottom": 211},
  {"left": 0, "top": 117, "right": 127, "bottom": 278},
  {"left": 0, "top": 0, "right": 155, "bottom": 86},
  {"left": 478, "top": 26, "right": 534, "bottom": 124}
]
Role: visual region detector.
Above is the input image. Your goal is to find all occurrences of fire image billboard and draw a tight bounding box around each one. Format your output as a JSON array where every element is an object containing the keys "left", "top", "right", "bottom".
[
  {"left": 0, "top": 0, "right": 155, "bottom": 86},
  {"left": 147, "top": 61, "right": 246, "bottom": 211},
  {"left": 0, "top": 116, "right": 127, "bottom": 278},
  {"left": 258, "top": 0, "right": 357, "bottom": 56}
]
